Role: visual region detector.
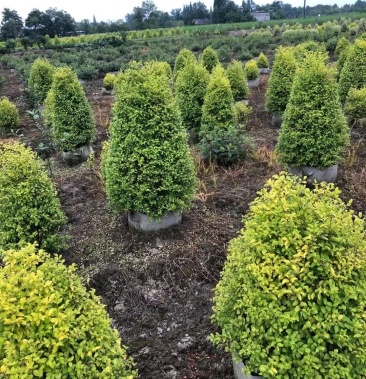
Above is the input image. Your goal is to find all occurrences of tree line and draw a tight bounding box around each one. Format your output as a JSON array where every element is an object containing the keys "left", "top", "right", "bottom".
[{"left": 1, "top": 0, "right": 365, "bottom": 42}]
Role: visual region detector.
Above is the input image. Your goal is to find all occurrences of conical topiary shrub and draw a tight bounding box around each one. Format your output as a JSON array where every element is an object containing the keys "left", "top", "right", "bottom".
[
  {"left": 102, "top": 61, "right": 197, "bottom": 222},
  {"left": 257, "top": 52, "right": 269, "bottom": 68},
  {"left": 276, "top": 52, "right": 349, "bottom": 172},
  {"left": 226, "top": 60, "right": 249, "bottom": 101},
  {"left": 339, "top": 38, "right": 366, "bottom": 102},
  {"left": 211, "top": 172, "right": 366, "bottom": 379},
  {"left": 335, "top": 36, "right": 351, "bottom": 57},
  {"left": 0, "top": 97, "right": 19, "bottom": 135},
  {"left": 266, "top": 46, "right": 297, "bottom": 116},
  {"left": 175, "top": 61, "right": 210, "bottom": 134},
  {"left": 44, "top": 67, "right": 95, "bottom": 154},
  {"left": 200, "top": 65, "right": 236, "bottom": 135},
  {"left": 344, "top": 87, "right": 366, "bottom": 125},
  {"left": 200, "top": 46, "right": 219, "bottom": 73},
  {"left": 28, "top": 58, "right": 55, "bottom": 104},
  {"left": 0, "top": 142, "right": 66, "bottom": 252},
  {"left": 173, "top": 48, "right": 196, "bottom": 81},
  {"left": 0, "top": 244, "right": 137, "bottom": 379}
]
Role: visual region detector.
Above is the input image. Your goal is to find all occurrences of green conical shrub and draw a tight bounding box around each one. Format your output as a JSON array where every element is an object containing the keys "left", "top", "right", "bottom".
[
  {"left": 344, "top": 87, "right": 366, "bottom": 123},
  {"left": 266, "top": 46, "right": 297, "bottom": 115},
  {"left": 226, "top": 60, "right": 249, "bottom": 101},
  {"left": 0, "top": 244, "right": 137, "bottom": 379},
  {"left": 102, "top": 61, "right": 197, "bottom": 219},
  {"left": 257, "top": 52, "right": 269, "bottom": 68},
  {"left": 211, "top": 172, "right": 366, "bottom": 379},
  {"left": 200, "top": 46, "right": 219, "bottom": 73},
  {"left": 0, "top": 142, "right": 66, "bottom": 251},
  {"left": 336, "top": 45, "right": 351, "bottom": 81},
  {"left": 44, "top": 67, "right": 96, "bottom": 152},
  {"left": 200, "top": 65, "right": 236, "bottom": 135},
  {"left": 173, "top": 48, "right": 196, "bottom": 80},
  {"left": 28, "top": 58, "right": 55, "bottom": 103},
  {"left": 175, "top": 62, "right": 210, "bottom": 133},
  {"left": 244, "top": 59, "right": 259, "bottom": 80},
  {"left": 103, "top": 72, "right": 117, "bottom": 90},
  {"left": 276, "top": 52, "right": 349, "bottom": 168},
  {"left": 0, "top": 97, "right": 19, "bottom": 134},
  {"left": 339, "top": 38, "right": 366, "bottom": 102},
  {"left": 335, "top": 36, "right": 351, "bottom": 57}
]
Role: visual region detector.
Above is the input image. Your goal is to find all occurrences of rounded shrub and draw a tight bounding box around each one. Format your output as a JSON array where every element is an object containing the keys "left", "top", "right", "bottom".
[
  {"left": 28, "top": 58, "right": 55, "bottom": 103},
  {"left": 257, "top": 52, "right": 269, "bottom": 68},
  {"left": 335, "top": 36, "right": 351, "bottom": 57},
  {"left": 175, "top": 62, "right": 210, "bottom": 133},
  {"left": 200, "top": 46, "right": 219, "bottom": 73},
  {"left": 235, "top": 101, "right": 252, "bottom": 127},
  {"left": 344, "top": 87, "right": 366, "bottom": 124},
  {"left": 103, "top": 72, "right": 117, "bottom": 90},
  {"left": 102, "top": 61, "right": 197, "bottom": 219},
  {"left": 339, "top": 38, "right": 366, "bottom": 103},
  {"left": 211, "top": 172, "right": 366, "bottom": 379},
  {"left": 0, "top": 243, "right": 137, "bottom": 378},
  {"left": 45, "top": 67, "right": 96, "bottom": 152},
  {"left": 200, "top": 65, "right": 236, "bottom": 135},
  {"left": 276, "top": 52, "right": 349, "bottom": 168},
  {"left": 173, "top": 48, "right": 196, "bottom": 81},
  {"left": 0, "top": 142, "right": 66, "bottom": 252},
  {"left": 244, "top": 59, "right": 259, "bottom": 80},
  {"left": 226, "top": 60, "right": 249, "bottom": 101},
  {"left": 0, "top": 97, "right": 19, "bottom": 134},
  {"left": 266, "top": 46, "right": 297, "bottom": 115}
]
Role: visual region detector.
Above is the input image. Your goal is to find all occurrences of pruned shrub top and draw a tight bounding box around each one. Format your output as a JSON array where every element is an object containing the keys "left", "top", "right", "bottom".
[
  {"left": 200, "top": 46, "right": 219, "bottom": 74},
  {"left": 244, "top": 59, "right": 259, "bottom": 80},
  {"left": 0, "top": 97, "right": 19, "bottom": 134},
  {"left": 344, "top": 87, "right": 366, "bottom": 122},
  {"left": 257, "top": 52, "right": 269, "bottom": 68},
  {"left": 175, "top": 62, "right": 210, "bottom": 133},
  {"left": 0, "top": 244, "right": 137, "bottom": 379},
  {"left": 103, "top": 72, "right": 116, "bottom": 90},
  {"left": 0, "top": 142, "right": 66, "bottom": 252},
  {"left": 173, "top": 48, "right": 196, "bottom": 81},
  {"left": 266, "top": 46, "right": 297, "bottom": 115},
  {"left": 276, "top": 52, "right": 349, "bottom": 168},
  {"left": 339, "top": 38, "right": 366, "bottom": 102},
  {"left": 45, "top": 67, "right": 95, "bottom": 152},
  {"left": 28, "top": 58, "right": 55, "bottom": 103},
  {"left": 226, "top": 60, "right": 249, "bottom": 101},
  {"left": 211, "top": 172, "right": 366, "bottom": 379},
  {"left": 102, "top": 61, "right": 197, "bottom": 219}
]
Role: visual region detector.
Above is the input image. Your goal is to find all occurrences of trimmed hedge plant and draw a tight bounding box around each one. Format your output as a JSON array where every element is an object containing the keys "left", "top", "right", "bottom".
[
  {"left": 339, "top": 38, "right": 366, "bottom": 102},
  {"left": 45, "top": 67, "right": 96, "bottom": 152},
  {"left": 276, "top": 52, "right": 349, "bottom": 168},
  {"left": 211, "top": 172, "right": 366, "bottom": 379},
  {"left": 28, "top": 58, "right": 55, "bottom": 103},
  {"left": 0, "top": 244, "right": 136, "bottom": 379},
  {"left": 0, "top": 142, "right": 66, "bottom": 252},
  {"left": 257, "top": 52, "right": 269, "bottom": 68},
  {"left": 244, "top": 59, "right": 259, "bottom": 80},
  {"left": 344, "top": 87, "right": 366, "bottom": 124},
  {"left": 175, "top": 62, "right": 210, "bottom": 134},
  {"left": 102, "top": 61, "right": 197, "bottom": 219},
  {"left": 266, "top": 46, "right": 297, "bottom": 115},
  {"left": 173, "top": 48, "right": 196, "bottom": 81},
  {"left": 200, "top": 46, "right": 219, "bottom": 73},
  {"left": 103, "top": 72, "right": 116, "bottom": 90},
  {"left": 0, "top": 97, "right": 19, "bottom": 134},
  {"left": 226, "top": 60, "right": 249, "bottom": 101}
]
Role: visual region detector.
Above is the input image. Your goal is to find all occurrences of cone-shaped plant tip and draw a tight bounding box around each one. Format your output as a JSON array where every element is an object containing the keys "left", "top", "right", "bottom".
[
  {"left": 173, "top": 48, "right": 196, "bottom": 81},
  {"left": 226, "top": 60, "right": 250, "bottom": 101},
  {"left": 28, "top": 58, "right": 55, "bottom": 103},
  {"left": 200, "top": 46, "right": 219, "bottom": 73}
]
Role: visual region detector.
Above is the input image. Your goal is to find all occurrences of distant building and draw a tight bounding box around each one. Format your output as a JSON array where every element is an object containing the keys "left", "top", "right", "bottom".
[
  {"left": 251, "top": 12, "right": 271, "bottom": 22},
  {"left": 193, "top": 19, "right": 211, "bottom": 25}
]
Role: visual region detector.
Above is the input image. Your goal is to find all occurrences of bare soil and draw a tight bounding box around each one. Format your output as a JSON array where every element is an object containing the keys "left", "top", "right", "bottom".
[{"left": 1, "top": 66, "right": 365, "bottom": 379}]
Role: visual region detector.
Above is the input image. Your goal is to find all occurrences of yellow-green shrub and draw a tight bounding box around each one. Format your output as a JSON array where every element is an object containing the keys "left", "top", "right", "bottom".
[
  {"left": 226, "top": 60, "right": 249, "bottom": 101},
  {"left": 235, "top": 101, "right": 252, "bottom": 127},
  {"left": 0, "top": 244, "right": 137, "bottom": 379},
  {"left": 0, "top": 142, "right": 66, "bottom": 251},
  {"left": 257, "top": 52, "right": 269, "bottom": 68},
  {"left": 173, "top": 48, "right": 196, "bottom": 81},
  {"left": 103, "top": 72, "right": 117, "bottom": 90},
  {"left": 200, "top": 46, "right": 219, "bottom": 73},
  {"left": 244, "top": 59, "right": 259, "bottom": 80},
  {"left": 211, "top": 172, "right": 366, "bottom": 379},
  {"left": 344, "top": 87, "right": 366, "bottom": 123},
  {"left": 28, "top": 58, "right": 55, "bottom": 103},
  {"left": 0, "top": 97, "right": 19, "bottom": 133}
]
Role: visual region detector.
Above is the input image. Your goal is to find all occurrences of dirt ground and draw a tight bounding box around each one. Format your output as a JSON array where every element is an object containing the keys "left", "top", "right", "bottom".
[{"left": 1, "top": 65, "right": 366, "bottom": 379}]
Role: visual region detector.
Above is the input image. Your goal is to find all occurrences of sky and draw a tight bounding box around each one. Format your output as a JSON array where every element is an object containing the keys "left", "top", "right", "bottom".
[{"left": 1, "top": 0, "right": 354, "bottom": 22}]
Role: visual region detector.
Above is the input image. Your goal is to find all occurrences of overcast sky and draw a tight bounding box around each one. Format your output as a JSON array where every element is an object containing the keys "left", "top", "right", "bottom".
[{"left": 1, "top": 0, "right": 354, "bottom": 22}]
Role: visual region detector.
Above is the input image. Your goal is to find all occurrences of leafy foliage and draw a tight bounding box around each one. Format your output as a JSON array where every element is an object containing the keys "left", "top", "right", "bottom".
[
  {"left": 244, "top": 59, "right": 259, "bottom": 80},
  {"left": 200, "top": 46, "right": 219, "bottom": 73},
  {"left": 257, "top": 52, "right": 269, "bottom": 68},
  {"left": 102, "top": 61, "right": 197, "bottom": 219},
  {"left": 339, "top": 38, "right": 366, "bottom": 102},
  {"left": 103, "top": 72, "right": 117, "bottom": 90},
  {"left": 235, "top": 101, "right": 252, "bottom": 127},
  {"left": 226, "top": 60, "right": 249, "bottom": 100},
  {"left": 266, "top": 46, "right": 297, "bottom": 115},
  {"left": 44, "top": 67, "right": 96, "bottom": 151},
  {"left": 211, "top": 172, "right": 366, "bottom": 379},
  {"left": 0, "top": 142, "right": 66, "bottom": 251},
  {"left": 276, "top": 52, "right": 349, "bottom": 168},
  {"left": 344, "top": 87, "right": 366, "bottom": 123},
  {"left": 28, "top": 58, "right": 55, "bottom": 103},
  {"left": 173, "top": 48, "right": 196, "bottom": 80},
  {"left": 0, "top": 97, "right": 19, "bottom": 133},
  {"left": 0, "top": 244, "right": 137, "bottom": 379},
  {"left": 175, "top": 62, "right": 210, "bottom": 133},
  {"left": 335, "top": 36, "right": 351, "bottom": 57}
]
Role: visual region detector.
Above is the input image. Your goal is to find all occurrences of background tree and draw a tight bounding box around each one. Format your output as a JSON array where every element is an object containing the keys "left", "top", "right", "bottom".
[{"left": 1, "top": 8, "right": 23, "bottom": 40}]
